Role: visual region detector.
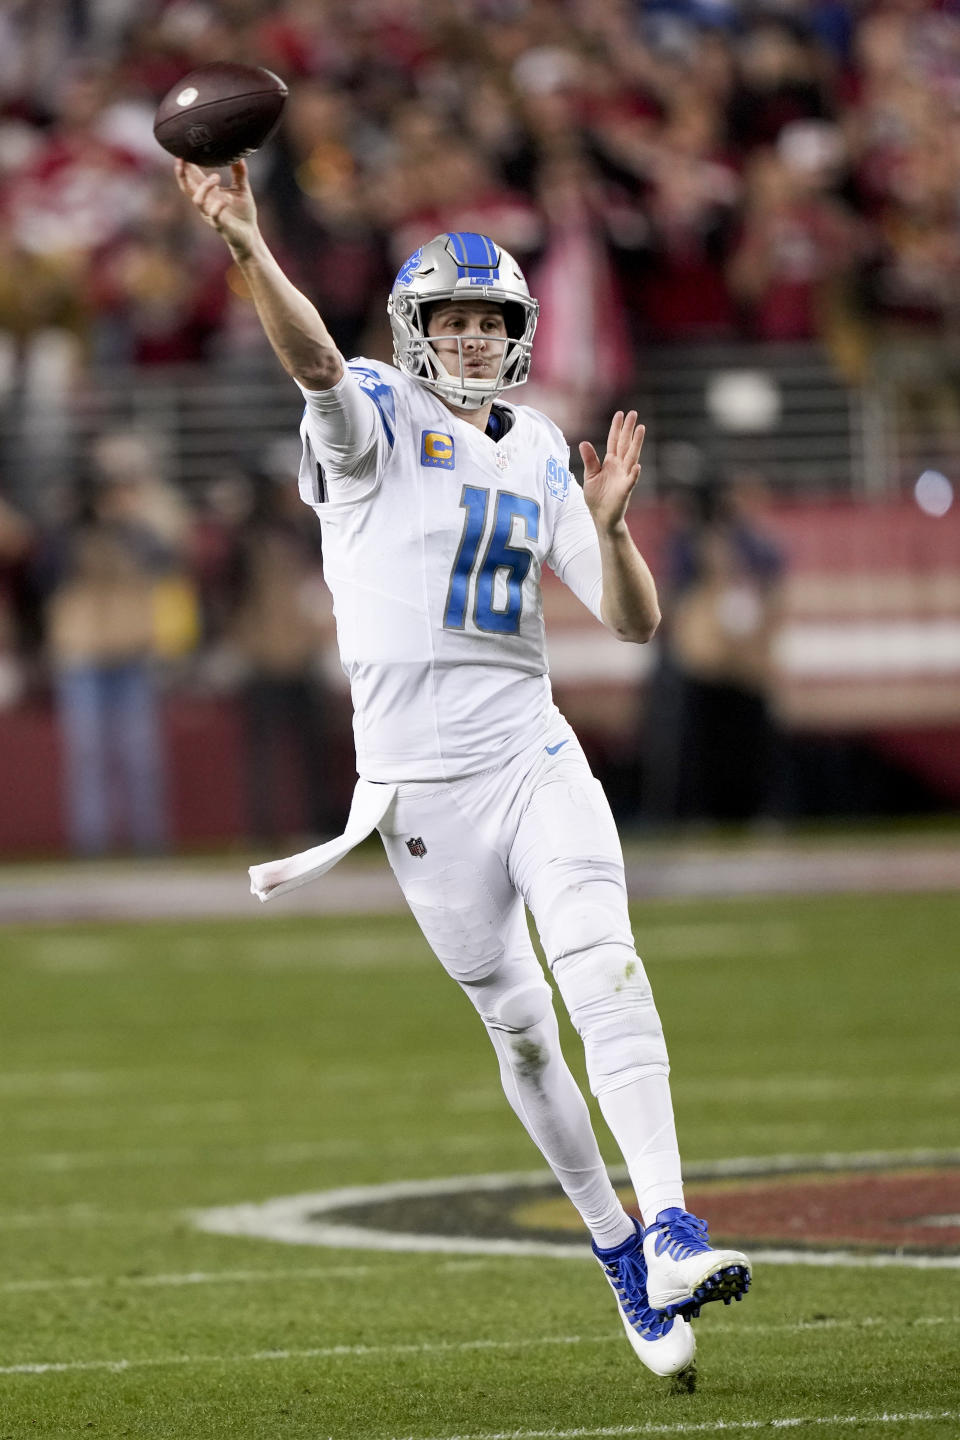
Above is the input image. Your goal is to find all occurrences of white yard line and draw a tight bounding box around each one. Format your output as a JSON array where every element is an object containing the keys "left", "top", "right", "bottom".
[
  {"left": 5, "top": 1073, "right": 956, "bottom": 1123},
  {"left": 0, "top": 1069, "right": 128, "bottom": 1096},
  {"left": 0, "top": 1334, "right": 607, "bottom": 1376},
  {"left": 0, "top": 1265, "right": 373, "bottom": 1293},
  {"left": 673, "top": 1075, "right": 960, "bottom": 1102},
  {"left": 393, "top": 1414, "right": 960, "bottom": 1440},
  {"left": 2, "top": 1318, "right": 957, "bottom": 1377},
  {"left": 11, "top": 1130, "right": 493, "bottom": 1172},
  {"left": 0, "top": 1206, "right": 173, "bottom": 1231}
]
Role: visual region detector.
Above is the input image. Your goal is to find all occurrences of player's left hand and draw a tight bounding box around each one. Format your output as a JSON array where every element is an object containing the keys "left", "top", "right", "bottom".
[{"left": 579, "top": 410, "right": 645, "bottom": 535}]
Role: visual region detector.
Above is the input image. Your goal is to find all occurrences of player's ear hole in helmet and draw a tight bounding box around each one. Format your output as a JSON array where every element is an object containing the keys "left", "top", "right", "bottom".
[{"left": 387, "top": 232, "right": 539, "bottom": 412}]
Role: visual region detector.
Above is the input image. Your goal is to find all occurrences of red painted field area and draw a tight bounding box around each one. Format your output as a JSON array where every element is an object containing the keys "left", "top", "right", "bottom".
[{"left": 678, "top": 1169, "right": 960, "bottom": 1253}]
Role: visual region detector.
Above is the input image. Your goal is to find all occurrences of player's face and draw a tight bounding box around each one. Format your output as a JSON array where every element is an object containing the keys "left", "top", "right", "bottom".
[{"left": 425, "top": 301, "right": 508, "bottom": 380}]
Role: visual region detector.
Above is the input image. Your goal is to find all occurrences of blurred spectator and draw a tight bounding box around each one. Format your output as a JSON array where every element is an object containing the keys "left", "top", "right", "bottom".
[
  {"left": 88, "top": 174, "right": 231, "bottom": 365},
  {"left": 632, "top": 107, "right": 742, "bottom": 342},
  {"left": 0, "top": 492, "right": 34, "bottom": 709},
  {"left": 0, "top": 211, "right": 86, "bottom": 490},
  {"left": 524, "top": 153, "right": 633, "bottom": 434},
  {"left": 640, "top": 463, "right": 785, "bottom": 826},
  {"left": 726, "top": 17, "right": 834, "bottom": 154},
  {"left": 34, "top": 428, "right": 195, "bottom": 855},
  {"left": 259, "top": 81, "right": 391, "bottom": 360},
  {"left": 0, "top": 215, "right": 85, "bottom": 370},
  {"left": 3, "top": 61, "right": 150, "bottom": 278},
  {"left": 190, "top": 467, "right": 257, "bottom": 648},
  {"left": 89, "top": 428, "right": 200, "bottom": 663},
  {"left": 221, "top": 465, "right": 335, "bottom": 843},
  {"left": 863, "top": 189, "right": 960, "bottom": 454},
  {"left": 728, "top": 137, "right": 864, "bottom": 348},
  {"left": 90, "top": 428, "right": 193, "bottom": 550},
  {"left": 847, "top": 10, "right": 960, "bottom": 441},
  {"left": 0, "top": 57, "right": 154, "bottom": 483},
  {"left": 383, "top": 124, "right": 542, "bottom": 277}
]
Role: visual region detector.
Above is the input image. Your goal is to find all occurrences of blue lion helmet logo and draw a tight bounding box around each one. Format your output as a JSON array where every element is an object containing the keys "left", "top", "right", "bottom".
[{"left": 394, "top": 247, "right": 423, "bottom": 289}]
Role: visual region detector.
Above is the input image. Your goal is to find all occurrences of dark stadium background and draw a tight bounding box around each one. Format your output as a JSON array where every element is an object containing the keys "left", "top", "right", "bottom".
[{"left": 0, "top": 0, "right": 959, "bottom": 856}]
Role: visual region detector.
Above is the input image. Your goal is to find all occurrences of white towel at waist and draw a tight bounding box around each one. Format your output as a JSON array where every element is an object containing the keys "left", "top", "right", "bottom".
[{"left": 249, "top": 779, "right": 397, "bottom": 903}]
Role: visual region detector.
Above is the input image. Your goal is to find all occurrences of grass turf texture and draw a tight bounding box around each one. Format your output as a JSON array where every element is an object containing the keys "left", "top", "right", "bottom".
[{"left": 0, "top": 891, "right": 957, "bottom": 1439}]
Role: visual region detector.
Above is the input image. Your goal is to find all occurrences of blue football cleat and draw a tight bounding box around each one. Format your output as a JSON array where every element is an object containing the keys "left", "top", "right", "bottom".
[
  {"left": 642, "top": 1207, "right": 751, "bottom": 1319},
  {"left": 592, "top": 1221, "right": 696, "bottom": 1378}
]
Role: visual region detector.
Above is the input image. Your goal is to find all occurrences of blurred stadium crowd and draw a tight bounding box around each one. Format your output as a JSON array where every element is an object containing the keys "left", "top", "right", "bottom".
[
  {"left": 4, "top": 0, "right": 960, "bottom": 378},
  {"left": 1, "top": 0, "right": 959, "bottom": 854}
]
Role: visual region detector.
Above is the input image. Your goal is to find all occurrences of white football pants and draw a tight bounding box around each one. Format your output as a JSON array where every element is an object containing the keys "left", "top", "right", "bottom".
[{"left": 378, "top": 722, "right": 685, "bottom": 1239}]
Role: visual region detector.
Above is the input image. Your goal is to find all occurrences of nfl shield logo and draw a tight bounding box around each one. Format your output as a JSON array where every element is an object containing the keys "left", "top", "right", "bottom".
[{"left": 406, "top": 836, "right": 427, "bottom": 858}]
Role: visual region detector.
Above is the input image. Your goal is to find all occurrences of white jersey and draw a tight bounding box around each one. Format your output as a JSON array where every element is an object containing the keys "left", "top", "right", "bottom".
[{"left": 297, "top": 357, "right": 602, "bottom": 782}]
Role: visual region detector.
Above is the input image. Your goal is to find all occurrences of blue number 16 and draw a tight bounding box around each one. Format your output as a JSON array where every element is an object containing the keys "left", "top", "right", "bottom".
[{"left": 444, "top": 486, "right": 541, "bottom": 634}]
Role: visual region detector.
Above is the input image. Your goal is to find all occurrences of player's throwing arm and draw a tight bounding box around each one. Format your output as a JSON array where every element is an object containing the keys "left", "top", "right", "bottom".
[{"left": 174, "top": 158, "right": 343, "bottom": 390}]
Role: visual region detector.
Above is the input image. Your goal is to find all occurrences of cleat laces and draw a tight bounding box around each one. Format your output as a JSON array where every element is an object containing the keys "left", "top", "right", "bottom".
[
  {"left": 599, "top": 1249, "right": 674, "bottom": 1341},
  {"left": 646, "top": 1208, "right": 711, "bottom": 1261}
]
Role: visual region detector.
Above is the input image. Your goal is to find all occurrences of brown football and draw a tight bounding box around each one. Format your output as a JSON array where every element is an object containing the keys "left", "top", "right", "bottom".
[{"left": 154, "top": 63, "right": 287, "bottom": 167}]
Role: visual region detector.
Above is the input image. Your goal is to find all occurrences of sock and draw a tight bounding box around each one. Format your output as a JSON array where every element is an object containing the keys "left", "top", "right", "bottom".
[
  {"left": 486, "top": 1014, "right": 636, "bottom": 1250},
  {"left": 598, "top": 1072, "right": 685, "bottom": 1226}
]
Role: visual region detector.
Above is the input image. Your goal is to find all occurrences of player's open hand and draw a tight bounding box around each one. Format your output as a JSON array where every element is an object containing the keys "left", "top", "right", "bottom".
[
  {"left": 579, "top": 410, "right": 645, "bottom": 535},
  {"left": 174, "top": 158, "right": 258, "bottom": 255}
]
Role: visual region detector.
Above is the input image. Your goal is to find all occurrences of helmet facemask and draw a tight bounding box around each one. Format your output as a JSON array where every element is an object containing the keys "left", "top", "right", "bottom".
[{"left": 388, "top": 234, "right": 538, "bottom": 411}]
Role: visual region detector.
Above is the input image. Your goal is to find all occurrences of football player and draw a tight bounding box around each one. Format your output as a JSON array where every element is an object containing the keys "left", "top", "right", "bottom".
[{"left": 176, "top": 158, "right": 751, "bottom": 1382}]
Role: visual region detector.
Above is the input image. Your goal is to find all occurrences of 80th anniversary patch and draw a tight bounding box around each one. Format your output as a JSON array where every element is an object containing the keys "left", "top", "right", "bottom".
[{"left": 194, "top": 1150, "right": 960, "bottom": 1266}]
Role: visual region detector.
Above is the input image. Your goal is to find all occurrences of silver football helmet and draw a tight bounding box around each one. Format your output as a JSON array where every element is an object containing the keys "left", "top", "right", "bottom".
[{"left": 387, "top": 232, "right": 539, "bottom": 410}]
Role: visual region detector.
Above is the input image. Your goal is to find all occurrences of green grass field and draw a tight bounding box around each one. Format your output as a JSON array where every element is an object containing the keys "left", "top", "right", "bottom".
[{"left": 0, "top": 886, "right": 958, "bottom": 1439}]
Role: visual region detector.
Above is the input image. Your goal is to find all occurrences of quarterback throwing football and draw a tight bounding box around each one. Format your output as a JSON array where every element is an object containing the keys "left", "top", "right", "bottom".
[{"left": 176, "top": 157, "right": 750, "bottom": 1382}]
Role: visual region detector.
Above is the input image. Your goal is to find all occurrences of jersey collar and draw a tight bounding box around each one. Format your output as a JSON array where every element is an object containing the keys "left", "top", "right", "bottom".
[{"left": 485, "top": 403, "right": 515, "bottom": 442}]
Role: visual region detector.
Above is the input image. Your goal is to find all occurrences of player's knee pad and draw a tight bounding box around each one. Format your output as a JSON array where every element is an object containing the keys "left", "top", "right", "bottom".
[
  {"left": 551, "top": 941, "right": 669, "bottom": 1097},
  {"left": 530, "top": 862, "right": 634, "bottom": 967},
  {"left": 464, "top": 973, "right": 554, "bottom": 1034},
  {"left": 487, "top": 1007, "right": 565, "bottom": 1096}
]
